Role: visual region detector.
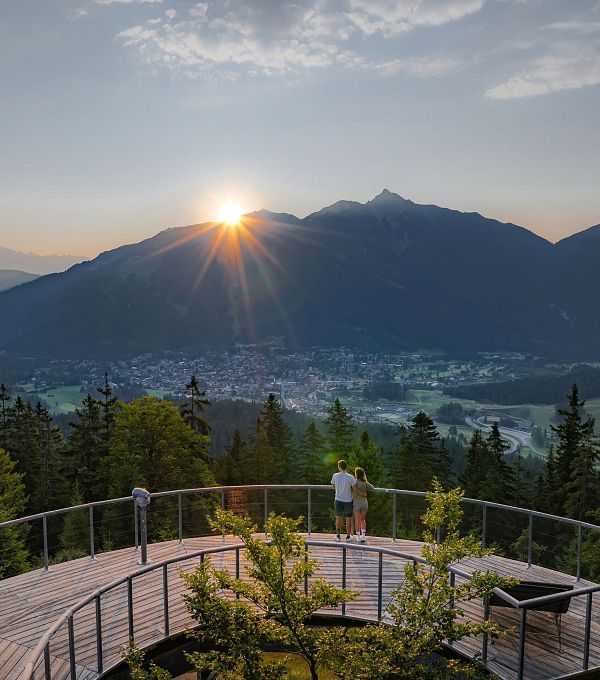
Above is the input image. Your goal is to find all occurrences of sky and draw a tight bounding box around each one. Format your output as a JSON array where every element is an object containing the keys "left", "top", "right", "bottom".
[{"left": 1, "top": 0, "right": 599, "bottom": 257}]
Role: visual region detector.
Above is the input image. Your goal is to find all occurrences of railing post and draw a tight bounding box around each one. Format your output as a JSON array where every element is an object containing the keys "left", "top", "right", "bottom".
[
  {"left": 577, "top": 525, "right": 583, "bottom": 581},
  {"left": 527, "top": 514, "right": 533, "bottom": 568},
  {"left": 134, "top": 501, "right": 139, "bottom": 550},
  {"left": 163, "top": 564, "right": 170, "bottom": 637},
  {"left": 517, "top": 608, "right": 527, "bottom": 680},
  {"left": 42, "top": 515, "right": 49, "bottom": 571},
  {"left": 377, "top": 552, "right": 383, "bottom": 620},
  {"left": 342, "top": 546, "right": 347, "bottom": 616},
  {"left": 481, "top": 504, "right": 487, "bottom": 549},
  {"left": 95, "top": 595, "right": 103, "bottom": 673},
  {"left": 178, "top": 493, "right": 183, "bottom": 545},
  {"left": 236, "top": 546, "right": 240, "bottom": 599},
  {"left": 68, "top": 615, "right": 76, "bottom": 680},
  {"left": 89, "top": 506, "right": 95, "bottom": 560},
  {"left": 584, "top": 592, "right": 592, "bottom": 669},
  {"left": 448, "top": 570, "right": 456, "bottom": 643},
  {"left": 127, "top": 577, "right": 134, "bottom": 641},
  {"left": 482, "top": 594, "right": 490, "bottom": 663},
  {"left": 307, "top": 488, "right": 312, "bottom": 538},
  {"left": 304, "top": 543, "right": 309, "bottom": 595},
  {"left": 264, "top": 487, "right": 268, "bottom": 537},
  {"left": 44, "top": 642, "right": 51, "bottom": 680},
  {"left": 139, "top": 504, "right": 148, "bottom": 565},
  {"left": 220, "top": 489, "right": 225, "bottom": 541},
  {"left": 392, "top": 491, "right": 397, "bottom": 543}
]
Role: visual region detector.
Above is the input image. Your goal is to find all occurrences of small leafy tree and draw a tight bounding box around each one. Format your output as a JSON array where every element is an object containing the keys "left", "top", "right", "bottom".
[
  {"left": 122, "top": 644, "right": 173, "bottom": 680},
  {"left": 322, "top": 480, "right": 515, "bottom": 679},
  {"left": 184, "top": 509, "right": 355, "bottom": 680}
]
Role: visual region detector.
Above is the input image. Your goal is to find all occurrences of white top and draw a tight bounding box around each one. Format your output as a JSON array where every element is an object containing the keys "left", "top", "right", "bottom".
[{"left": 331, "top": 471, "right": 356, "bottom": 502}]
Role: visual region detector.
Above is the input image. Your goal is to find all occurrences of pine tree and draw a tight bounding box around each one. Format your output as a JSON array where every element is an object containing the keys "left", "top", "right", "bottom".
[
  {"left": 551, "top": 384, "right": 599, "bottom": 518},
  {"left": 35, "top": 401, "right": 64, "bottom": 510},
  {"left": 180, "top": 375, "right": 211, "bottom": 436},
  {"left": 298, "top": 422, "right": 326, "bottom": 483},
  {"left": 59, "top": 479, "right": 89, "bottom": 557},
  {"left": 389, "top": 425, "right": 419, "bottom": 490},
  {"left": 7, "top": 397, "right": 43, "bottom": 513},
  {"left": 485, "top": 422, "right": 516, "bottom": 503},
  {"left": 260, "top": 394, "right": 296, "bottom": 482},
  {"left": 218, "top": 429, "right": 249, "bottom": 485},
  {"left": 408, "top": 411, "right": 452, "bottom": 488},
  {"left": 539, "top": 445, "right": 558, "bottom": 512},
  {"left": 97, "top": 372, "right": 118, "bottom": 455},
  {"left": 67, "top": 395, "right": 104, "bottom": 501},
  {"left": 324, "top": 398, "right": 355, "bottom": 462},
  {"left": 460, "top": 429, "right": 491, "bottom": 499},
  {"left": 349, "top": 430, "right": 384, "bottom": 485},
  {"left": 0, "top": 383, "right": 11, "bottom": 451},
  {"left": 0, "top": 447, "right": 29, "bottom": 578},
  {"left": 246, "top": 417, "right": 274, "bottom": 485}
]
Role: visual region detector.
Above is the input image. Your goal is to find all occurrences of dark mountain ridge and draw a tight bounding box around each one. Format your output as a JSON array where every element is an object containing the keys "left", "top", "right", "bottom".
[{"left": 0, "top": 191, "right": 597, "bottom": 359}]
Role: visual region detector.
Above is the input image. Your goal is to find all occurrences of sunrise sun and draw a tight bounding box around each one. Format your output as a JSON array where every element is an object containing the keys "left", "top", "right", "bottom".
[{"left": 218, "top": 202, "right": 243, "bottom": 225}]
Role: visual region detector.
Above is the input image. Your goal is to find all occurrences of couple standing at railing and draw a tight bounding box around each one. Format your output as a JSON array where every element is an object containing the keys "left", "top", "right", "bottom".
[{"left": 331, "top": 459, "right": 375, "bottom": 542}]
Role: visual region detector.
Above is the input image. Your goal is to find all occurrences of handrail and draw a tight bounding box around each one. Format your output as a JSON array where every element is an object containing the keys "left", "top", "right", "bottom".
[
  {"left": 2, "top": 484, "right": 599, "bottom": 581},
  {"left": 4, "top": 484, "right": 600, "bottom": 532},
  {"left": 21, "top": 538, "right": 524, "bottom": 680},
  {"left": 21, "top": 542, "right": 246, "bottom": 679},
  {"left": 5, "top": 480, "right": 599, "bottom": 680}
]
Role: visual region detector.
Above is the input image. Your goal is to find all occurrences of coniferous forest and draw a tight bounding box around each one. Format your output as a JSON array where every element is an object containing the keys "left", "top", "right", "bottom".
[{"left": 0, "top": 376, "right": 599, "bottom": 581}]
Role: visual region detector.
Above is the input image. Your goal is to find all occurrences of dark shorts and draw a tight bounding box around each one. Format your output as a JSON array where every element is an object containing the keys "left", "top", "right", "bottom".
[{"left": 334, "top": 500, "right": 353, "bottom": 517}]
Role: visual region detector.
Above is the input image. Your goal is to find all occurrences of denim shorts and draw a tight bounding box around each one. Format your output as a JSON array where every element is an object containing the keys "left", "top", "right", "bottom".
[{"left": 334, "top": 500, "right": 354, "bottom": 517}]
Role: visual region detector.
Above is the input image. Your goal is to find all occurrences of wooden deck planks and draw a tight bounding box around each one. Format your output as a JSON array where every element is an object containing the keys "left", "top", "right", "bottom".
[{"left": 0, "top": 534, "right": 597, "bottom": 680}]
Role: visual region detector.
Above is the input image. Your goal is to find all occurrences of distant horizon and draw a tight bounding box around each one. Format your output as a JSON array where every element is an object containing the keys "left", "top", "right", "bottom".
[{"left": 2, "top": 189, "right": 599, "bottom": 260}]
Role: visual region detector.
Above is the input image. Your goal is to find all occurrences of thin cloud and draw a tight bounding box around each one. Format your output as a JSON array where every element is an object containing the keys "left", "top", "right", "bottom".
[
  {"left": 485, "top": 47, "right": 600, "bottom": 99},
  {"left": 96, "top": 0, "right": 162, "bottom": 4},
  {"left": 115, "top": 0, "right": 485, "bottom": 77},
  {"left": 347, "top": 0, "right": 485, "bottom": 35},
  {"left": 374, "top": 56, "right": 462, "bottom": 77}
]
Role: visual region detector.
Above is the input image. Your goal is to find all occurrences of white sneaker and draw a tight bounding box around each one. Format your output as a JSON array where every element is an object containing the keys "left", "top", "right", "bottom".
[
  {"left": 360, "top": 534, "right": 366, "bottom": 543},
  {"left": 335, "top": 534, "right": 341, "bottom": 542}
]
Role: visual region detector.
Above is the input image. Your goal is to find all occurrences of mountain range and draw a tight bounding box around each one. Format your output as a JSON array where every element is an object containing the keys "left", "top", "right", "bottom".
[
  {"left": 0, "top": 246, "right": 87, "bottom": 275},
  {"left": 0, "top": 190, "right": 598, "bottom": 359}
]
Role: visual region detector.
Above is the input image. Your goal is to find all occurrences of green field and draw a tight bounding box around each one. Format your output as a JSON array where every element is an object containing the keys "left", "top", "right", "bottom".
[{"left": 32, "top": 385, "right": 89, "bottom": 414}]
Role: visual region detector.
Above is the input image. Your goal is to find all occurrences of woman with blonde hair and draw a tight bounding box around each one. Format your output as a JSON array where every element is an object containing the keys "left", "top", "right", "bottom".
[{"left": 352, "top": 467, "right": 374, "bottom": 542}]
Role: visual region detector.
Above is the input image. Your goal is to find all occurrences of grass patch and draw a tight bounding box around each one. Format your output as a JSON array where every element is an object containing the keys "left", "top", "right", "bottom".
[{"left": 32, "top": 385, "right": 88, "bottom": 414}]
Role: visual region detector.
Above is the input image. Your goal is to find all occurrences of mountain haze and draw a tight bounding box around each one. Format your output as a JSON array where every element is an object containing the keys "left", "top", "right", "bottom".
[
  {"left": 0, "top": 247, "right": 87, "bottom": 275},
  {"left": 0, "top": 270, "right": 40, "bottom": 293},
  {"left": 0, "top": 192, "right": 597, "bottom": 359}
]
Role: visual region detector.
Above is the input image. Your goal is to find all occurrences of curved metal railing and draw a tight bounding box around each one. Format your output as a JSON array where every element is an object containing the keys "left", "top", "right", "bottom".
[
  {"left": 19, "top": 535, "right": 600, "bottom": 680},
  {"left": 1, "top": 484, "right": 599, "bottom": 577},
  {"left": 21, "top": 539, "right": 518, "bottom": 680},
  {"left": 3, "top": 485, "right": 600, "bottom": 680}
]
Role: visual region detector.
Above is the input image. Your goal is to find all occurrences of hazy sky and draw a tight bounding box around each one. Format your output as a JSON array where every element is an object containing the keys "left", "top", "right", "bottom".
[{"left": 1, "top": 0, "right": 599, "bottom": 256}]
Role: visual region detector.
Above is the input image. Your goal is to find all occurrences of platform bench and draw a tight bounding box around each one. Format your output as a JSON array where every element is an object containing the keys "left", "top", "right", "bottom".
[{"left": 490, "top": 580, "right": 574, "bottom": 652}]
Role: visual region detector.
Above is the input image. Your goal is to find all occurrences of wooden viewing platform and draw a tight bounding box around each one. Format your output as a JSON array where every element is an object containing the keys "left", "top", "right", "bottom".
[{"left": 0, "top": 533, "right": 597, "bottom": 680}]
